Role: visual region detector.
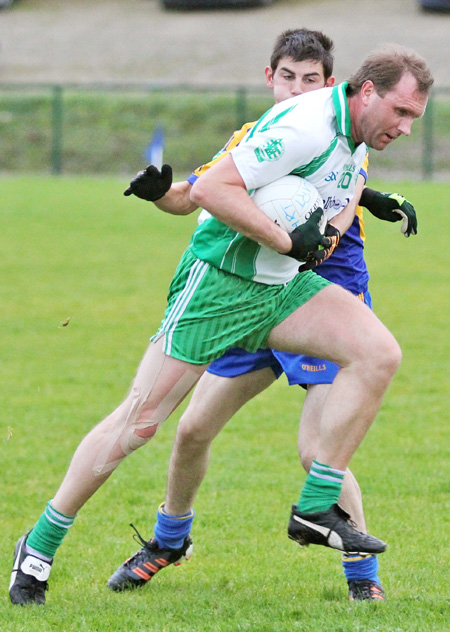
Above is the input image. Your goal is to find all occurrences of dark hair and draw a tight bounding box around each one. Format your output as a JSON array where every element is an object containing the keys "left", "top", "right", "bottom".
[
  {"left": 270, "top": 29, "right": 335, "bottom": 80},
  {"left": 347, "top": 44, "right": 434, "bottom": 97}
]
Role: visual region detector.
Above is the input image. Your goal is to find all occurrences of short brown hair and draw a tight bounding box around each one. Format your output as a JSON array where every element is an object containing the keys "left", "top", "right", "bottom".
[
  {"left": 270, "top": 29, "right": 334, "bottom": 81},
  {"left": 347, "top": 44, "right": 434, "bottom": 97}
]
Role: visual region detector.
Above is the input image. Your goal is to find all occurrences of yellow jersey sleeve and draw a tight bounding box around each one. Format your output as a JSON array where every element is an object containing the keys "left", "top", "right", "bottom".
[{"left": 189, "top": 122, "right": 255, "bottom": 182}]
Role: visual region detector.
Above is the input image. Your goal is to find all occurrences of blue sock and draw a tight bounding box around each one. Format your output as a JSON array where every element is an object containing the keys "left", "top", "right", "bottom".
[
  {"left": 153, "top": 503, "right": 194, "bottom": 549},
  {"left": 342, "top": 554, "right": 380, "bottom": 584}
]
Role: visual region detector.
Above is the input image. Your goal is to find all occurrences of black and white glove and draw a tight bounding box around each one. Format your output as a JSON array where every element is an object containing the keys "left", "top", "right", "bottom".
[
  {"left": 359, "top": 187, "right": 417, "bottom": 237},
  {"left": 124, "top": 164, "right": 173, "bottom": 201}
]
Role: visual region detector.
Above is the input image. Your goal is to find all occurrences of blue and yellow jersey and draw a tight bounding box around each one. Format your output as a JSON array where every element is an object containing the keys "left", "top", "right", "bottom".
[{"left": 187, "top": 123, "right": 370, "bottom": 294}]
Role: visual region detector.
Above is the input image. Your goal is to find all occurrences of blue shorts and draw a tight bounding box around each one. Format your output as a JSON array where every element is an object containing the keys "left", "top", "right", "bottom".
[{"left": 207, "top": 290, "right": 372, "bottom": 387}]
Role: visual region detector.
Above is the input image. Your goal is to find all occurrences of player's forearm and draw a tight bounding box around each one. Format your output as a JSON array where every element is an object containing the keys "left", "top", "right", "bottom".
[
  {"left": 329, "top": 200, "right": 356, "bottom": 235},
  {"left": 191, "top": 167, "right": 291, "bottom": 254},
  {"left": 153, "top": 181, "right": 198, "bottom": 215}
]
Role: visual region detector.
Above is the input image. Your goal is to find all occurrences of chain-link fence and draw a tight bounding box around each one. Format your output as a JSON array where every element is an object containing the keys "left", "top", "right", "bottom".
[{"left": 0, "top": 82, "right": 449, "bottom": 180}]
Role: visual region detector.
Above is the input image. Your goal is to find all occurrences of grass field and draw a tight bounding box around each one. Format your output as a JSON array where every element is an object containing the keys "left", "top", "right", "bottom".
[{"left": 1, "top": 176, "right": 449, "bottom": 631}]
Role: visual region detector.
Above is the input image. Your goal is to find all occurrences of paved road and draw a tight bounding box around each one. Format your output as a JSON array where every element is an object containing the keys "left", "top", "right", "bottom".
[{"left": 0, "top": 0, "right": 448, "bottom": 87}]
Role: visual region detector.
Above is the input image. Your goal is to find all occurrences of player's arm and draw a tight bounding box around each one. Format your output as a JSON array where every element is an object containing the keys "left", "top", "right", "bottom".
[
  {"left": 124, "top": 125, "right": 254, "bottom": 216},
  {"left": 299, "top": 173, "right": 366, "bottom": 271},
  {"left": 153, "top": 181, "right": 197, "bottom": 215},
  {"left": 190, "top": 153, "right": 328, "bottom": 261},
  {"left": 124, "top": 164, "right": 197, "bottom": 215},
  {"left": 359, "top": 187, "right": 418, "bottom": 237}
]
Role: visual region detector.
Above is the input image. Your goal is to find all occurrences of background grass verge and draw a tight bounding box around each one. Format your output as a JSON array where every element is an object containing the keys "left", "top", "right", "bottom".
[
  {"left": 0, "top": 176, "right": 449, "bottom": 631},
  {"left": 0, "top": 88, "right": 449, "bottom": 180}
]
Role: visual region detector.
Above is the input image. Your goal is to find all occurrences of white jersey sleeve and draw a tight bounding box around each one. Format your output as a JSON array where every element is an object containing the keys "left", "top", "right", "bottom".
[{"left": 231, "top": 89, "right": 335, "bottom": 191}]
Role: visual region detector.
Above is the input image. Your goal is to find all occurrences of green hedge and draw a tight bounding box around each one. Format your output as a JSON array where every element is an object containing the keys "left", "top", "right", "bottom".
[{"left": 0, "top": 84, "right": 449, "bottom": 179}]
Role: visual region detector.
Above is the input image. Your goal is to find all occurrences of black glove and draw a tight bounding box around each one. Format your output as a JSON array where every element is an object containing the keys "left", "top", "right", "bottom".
[
  {"left": 124, "top": 164, "right": 173, "bottom": 201},
  {"left": 298, "top": 224, "right": 341, "bottom": 271},
  {"left": 285, "top": 208, "right": 330, "bottom": 262},
  {"left": 359, "top": 187, "right": 417, "bottom": 237}
]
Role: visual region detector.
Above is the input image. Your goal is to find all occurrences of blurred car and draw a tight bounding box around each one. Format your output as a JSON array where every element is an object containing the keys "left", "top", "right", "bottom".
[
  {"left": 419, "top": 0, "right": 450, "bottom": 11},
  {"left": 161, "top": 0, "right": 273, "bottom": 9}
]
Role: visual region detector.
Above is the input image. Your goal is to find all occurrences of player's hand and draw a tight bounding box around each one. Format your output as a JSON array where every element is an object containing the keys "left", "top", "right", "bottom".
[
  {"left": 359, "top": 187, "right": 417, "bottom": 237},
  {"left": 285, "top": 208, "right": 330, "bottom": 262},
  {"left": 298, "top": 224, "right": 341, "bottom": 271},
  {"left": 124, "top": 164, "right": 173, "bottom": 201}
]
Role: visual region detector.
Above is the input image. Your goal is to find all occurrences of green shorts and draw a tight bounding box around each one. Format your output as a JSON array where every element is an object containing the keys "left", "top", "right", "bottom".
[{"left": 152, "top": 248, "right": 330, "bottom": 365}]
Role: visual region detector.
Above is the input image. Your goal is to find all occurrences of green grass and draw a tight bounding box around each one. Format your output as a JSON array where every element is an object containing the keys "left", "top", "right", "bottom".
[{"left": 1, "top": 177, "right": 449, "bottom": 631}]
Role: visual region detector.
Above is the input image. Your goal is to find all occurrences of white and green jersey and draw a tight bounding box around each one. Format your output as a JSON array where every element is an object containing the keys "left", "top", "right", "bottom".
[{"left": 190, "top": 82, "right": 368, "bottom": 285}]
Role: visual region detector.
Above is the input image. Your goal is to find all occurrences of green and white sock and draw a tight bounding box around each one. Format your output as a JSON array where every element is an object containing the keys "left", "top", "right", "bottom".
[
  {"left": 297, "top": 460, "right": 345, "bottom": 514},
  {"left": 26, "top": 500, "right": 76, "bottom": 560}
]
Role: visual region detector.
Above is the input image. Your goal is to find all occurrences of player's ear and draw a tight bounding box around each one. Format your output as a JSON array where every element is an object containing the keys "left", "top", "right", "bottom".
[
  {"left": 360, "top": 80, "right": 376, "bottom": 104},
  {"left": 325, "top": 75, "right": 336, "bottom": 88},
  {"left": 265, "top": 65, "right": 275, "bottom": 89}
]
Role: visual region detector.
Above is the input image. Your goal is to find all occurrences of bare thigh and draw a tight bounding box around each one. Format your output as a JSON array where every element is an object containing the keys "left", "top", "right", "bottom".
[{"left": 267, "top": 284, "right": 396, "bottom": 366}]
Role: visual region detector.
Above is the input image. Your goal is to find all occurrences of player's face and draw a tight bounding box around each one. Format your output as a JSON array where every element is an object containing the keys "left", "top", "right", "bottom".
[
  {"left": 354, "top": 72, "right": 428, "bottom": 150},
  {"left": 265, "top": 57, "right": 334, "bottom": 103}
]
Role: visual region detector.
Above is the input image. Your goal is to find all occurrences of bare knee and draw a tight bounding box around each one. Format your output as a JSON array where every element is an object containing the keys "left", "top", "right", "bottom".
[
  {"left": 369, "top": 331, "right": 402, "bottom": 385},
  {"left": 134, "top": 421, "right": 158, "bottom": 440},
  {"left": 106, "top": 386, "right": 161, "bottom": 456},
  {"left": 176, "top": 414, "right": 217, "bottom": 449},
  {"left": 344, "top": 324, "right": 401, "bottom": 391}
]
